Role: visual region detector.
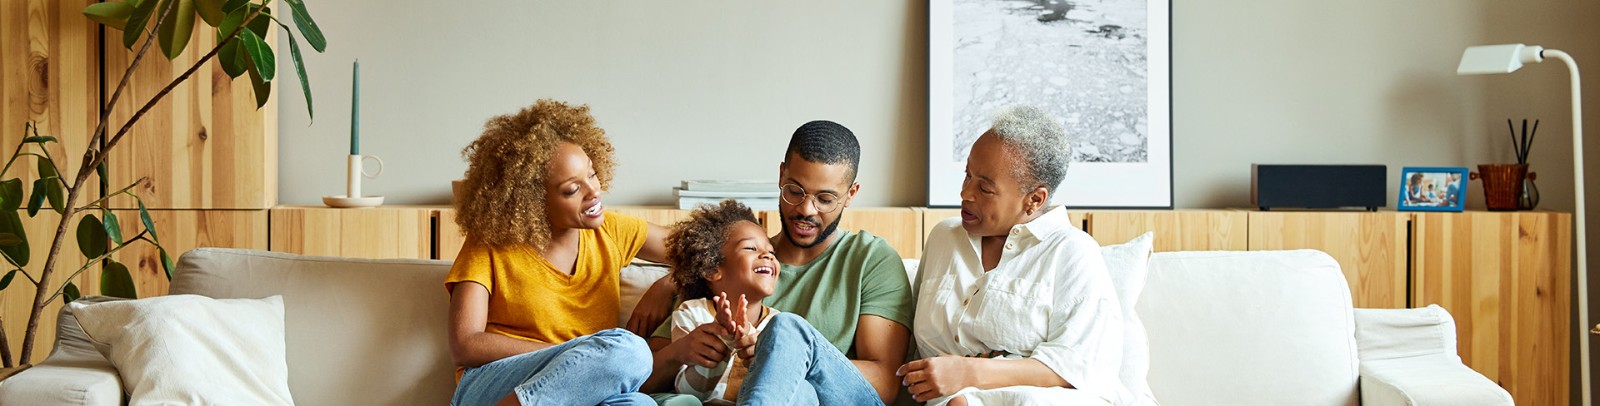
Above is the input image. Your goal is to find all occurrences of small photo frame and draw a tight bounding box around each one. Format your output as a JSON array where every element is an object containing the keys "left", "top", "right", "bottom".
[{"left": 1398, "top": 167, "right": 1468, "bottom": 212}]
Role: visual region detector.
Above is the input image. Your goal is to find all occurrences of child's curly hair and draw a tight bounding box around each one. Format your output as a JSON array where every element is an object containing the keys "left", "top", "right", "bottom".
[
  {"left": 668, "top": 200, "right": 761, "bottom": 301},
  {"left": 455, "top": 99, "right": 617, "bottom": 249}
]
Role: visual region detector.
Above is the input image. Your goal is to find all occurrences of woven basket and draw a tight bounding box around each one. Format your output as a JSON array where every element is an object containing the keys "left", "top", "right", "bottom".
[{"left": 1473, "top": 164, "right": 1527, "bottom": 211}]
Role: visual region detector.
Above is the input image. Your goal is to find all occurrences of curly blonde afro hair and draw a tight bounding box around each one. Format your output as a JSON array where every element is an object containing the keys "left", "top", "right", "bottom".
[
  {"left": 455, "top": 99, "right": 617, "bottom": 249},
  {"left": 668, "top": 200, "right": 760, "bottom": 301}
]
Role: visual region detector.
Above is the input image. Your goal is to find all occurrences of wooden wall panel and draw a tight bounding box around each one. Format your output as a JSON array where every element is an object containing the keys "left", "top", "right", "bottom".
[
  {"left": 108, "top": 209, "right": 268, "bottom": 298},
  {"left": 104, "top": 19, "right": 276, "bottom": 209},
  {"left": 1412, "top": 212, "right": 1570, "bottom": 406},
  {"left": 764, "top": 208, "right": 923, "bottom": 259},
  {"left": 1086, "top": 210, "right": 1248, "bottom": 251},
  {"left": 918, "top": 209, "right": 1086, "bottom": 248},
  {"left": 2, "top": 211, "right": 88, "bottom": 366},
  {"left": 435, "top": 206, "right": 689, "bottom": 261},
  {"left": 1247, "top": 211, "right": 1407, "bottom": 308},
  {"left": 270, "top": 206, "right": 429, "bottom": 259},
  {"left": 0, "top": 0, "right": 99, "bottom": 195}
]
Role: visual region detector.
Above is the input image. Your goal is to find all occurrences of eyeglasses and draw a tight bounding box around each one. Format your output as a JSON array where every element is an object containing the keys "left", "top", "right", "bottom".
[{"left": 780, "top": 183, "right": 844, "bottom": 213}]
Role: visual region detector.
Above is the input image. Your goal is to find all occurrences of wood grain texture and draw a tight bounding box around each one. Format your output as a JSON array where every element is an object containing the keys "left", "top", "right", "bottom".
[
  {"left": 434, "top": 206, "right": 688, "bottom": 261},
  {"left": 1247, "top": 211, "right": 1408, "bottom": 308},
  {"left": 2, "top": 211, "right": 88, "bottom": 366},
  {"left": 1086, "top": 210, "right": 1248, "bottom": 251},
  {"left": 0, "top": 0, "right": 99, "bottom": 195},
  {"left": 270, "top": 206, "right": 430, "bottom": 259},
  {"left": 103, "top": 19, "right": 276, "bottom": 209},
  {"left": 918, "top": 209, "right": 1086, "bottom": 245},
  {"left": 763, "top": 208, "right": 923, "bottom": 259},
  {"left": 1412, "top": 211, "right": 1570, "bottom": 406},
  {"left": 108, "top": 209, "right": 268, "bottom": 297}
]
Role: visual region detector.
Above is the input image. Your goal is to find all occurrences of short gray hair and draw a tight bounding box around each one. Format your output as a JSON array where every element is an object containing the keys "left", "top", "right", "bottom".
[{"left": 989, "top": 105, "right": 1071, "bottom": 194}]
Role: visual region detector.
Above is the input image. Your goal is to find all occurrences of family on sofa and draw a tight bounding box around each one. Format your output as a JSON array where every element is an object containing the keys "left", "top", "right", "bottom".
[{"left": 444, "top": 99, "right": 1133, "bottom": 406}]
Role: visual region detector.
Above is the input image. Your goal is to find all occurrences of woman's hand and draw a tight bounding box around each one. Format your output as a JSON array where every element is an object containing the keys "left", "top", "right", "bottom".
[
  {"left": 897, "top": 356, "right": 980, "bottom": 402},
  {"left": 627, "top": 276, "right": 676, "bottom": 337}
]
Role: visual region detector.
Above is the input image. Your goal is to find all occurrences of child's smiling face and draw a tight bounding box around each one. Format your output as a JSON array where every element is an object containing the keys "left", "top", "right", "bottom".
[{"left": 709, "top": 221, "right": 781, "bottom": 300}]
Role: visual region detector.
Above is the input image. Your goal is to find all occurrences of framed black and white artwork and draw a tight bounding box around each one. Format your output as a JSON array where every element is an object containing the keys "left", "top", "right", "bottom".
[{"left": 928, "top": 0, "right": 1172, "bottom": 208}]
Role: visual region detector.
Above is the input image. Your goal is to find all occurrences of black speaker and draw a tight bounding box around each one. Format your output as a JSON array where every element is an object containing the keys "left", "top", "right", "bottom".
[{"left": 1252, "top": 165, "right": 1387, "bottom": 211}]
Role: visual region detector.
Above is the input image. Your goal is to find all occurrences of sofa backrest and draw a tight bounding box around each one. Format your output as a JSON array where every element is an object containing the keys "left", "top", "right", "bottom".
[
  {"left": 1139, "top": 250, "right": 1359, "bottom": 406},
  {"left": 171, "top": 248, "right": 456, "bottom": 405}
]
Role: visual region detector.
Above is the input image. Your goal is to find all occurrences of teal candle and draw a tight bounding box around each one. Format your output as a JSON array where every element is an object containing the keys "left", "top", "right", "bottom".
[{"left": 350, "top": 59, "right": 360, "bottom": 155}]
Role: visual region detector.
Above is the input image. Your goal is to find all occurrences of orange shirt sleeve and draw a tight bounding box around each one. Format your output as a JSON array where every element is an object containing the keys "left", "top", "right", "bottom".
[
  {"left": 602, "top": 212, "right": 649, "bottom": 265},
  {"left": 444, "top": 237, "right": 494, "bottom": 294}
]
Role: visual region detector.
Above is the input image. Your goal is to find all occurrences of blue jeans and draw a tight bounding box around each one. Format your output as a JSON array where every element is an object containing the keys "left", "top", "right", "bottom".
[
  {"left": 452, "top": 328, "right": 653, "bottom": 406},
  {"left": 737, "top": 313, "right": 884, "bottom": 405}
]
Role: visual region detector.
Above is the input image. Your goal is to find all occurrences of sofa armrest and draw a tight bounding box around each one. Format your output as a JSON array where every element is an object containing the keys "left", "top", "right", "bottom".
[
  {"left": 0, "top": 296, "right": 125, "bottom": 405},
  {"left": 1359, "top": 355, "right": 1511, "bottom": 406}
]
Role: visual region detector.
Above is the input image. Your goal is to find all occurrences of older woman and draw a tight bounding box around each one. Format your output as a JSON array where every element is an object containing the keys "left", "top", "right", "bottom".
[
  {"left": 899, "top": 106, "right": 1129, "bottom": 406},
  {"left": 446, "top": 99, "right": 675, "bottom": 406}
]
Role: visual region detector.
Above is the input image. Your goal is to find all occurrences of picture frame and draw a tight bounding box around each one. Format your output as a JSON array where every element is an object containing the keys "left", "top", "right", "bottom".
[
  {"left": 1397, "top": 166, "right": 1468, "bottom": 212},
  {"left": 927, "top": 0, "right": 1173, "bottom": 208}
]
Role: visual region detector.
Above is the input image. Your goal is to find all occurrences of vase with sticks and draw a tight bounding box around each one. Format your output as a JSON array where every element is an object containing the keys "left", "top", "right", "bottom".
[{"left": 1471, "top": 118, "right": 1541, "bottom": 210}]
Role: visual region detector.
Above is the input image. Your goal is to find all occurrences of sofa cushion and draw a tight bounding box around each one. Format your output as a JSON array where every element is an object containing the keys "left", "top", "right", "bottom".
[
  {"left": 170, "top": 248, "right": 455, "bottom": 405},
  {"left": 70, "top": 294, "right": 292, "bottom": 405},
  {"left": 1100, "top": 232, "right": 1157, "bottom": 405},
  {"left": 0, "top": 296, "right": 123, "bottom": 406},
  {"left": 1140, "top": 250, "right": 1359, "bottom": 406}
]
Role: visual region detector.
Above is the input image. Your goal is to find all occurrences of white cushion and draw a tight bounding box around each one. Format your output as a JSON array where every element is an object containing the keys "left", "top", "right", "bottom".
[
  {"left": 1140, "top": 250, "right": 1359, "bottom": 406},
  {"left": 1099, "top": 232, "right": 1157, "bottom": 406},
  {"left": 69, "top": 294, "right": 293, "bottom": 405},
  {"left": 619, "top": 262, "right": 671, "bottom": 326}
]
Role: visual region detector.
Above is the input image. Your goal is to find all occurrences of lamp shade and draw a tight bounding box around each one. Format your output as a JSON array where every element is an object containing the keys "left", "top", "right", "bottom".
[{"left": 1458, "top": 44, "right": 1544, "bottom": 75}]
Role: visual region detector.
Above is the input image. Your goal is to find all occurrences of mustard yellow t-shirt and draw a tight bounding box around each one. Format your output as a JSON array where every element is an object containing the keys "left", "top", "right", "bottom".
[{"left": 444, "top": 212, "right": 648, "bottom": 349}]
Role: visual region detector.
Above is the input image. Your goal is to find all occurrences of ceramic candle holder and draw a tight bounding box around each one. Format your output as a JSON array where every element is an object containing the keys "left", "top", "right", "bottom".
[{"left": 323, "top": 154, "right": 385, "bottom": 208}]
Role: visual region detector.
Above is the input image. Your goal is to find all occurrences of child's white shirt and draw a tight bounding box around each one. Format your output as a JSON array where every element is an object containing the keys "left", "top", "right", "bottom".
[{"left": 670, "top": 298, "right": 775, "bottom": 401}]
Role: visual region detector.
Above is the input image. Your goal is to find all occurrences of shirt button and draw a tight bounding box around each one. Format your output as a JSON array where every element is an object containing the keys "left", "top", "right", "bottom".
[
  {"left": 1005, "top": 242, "right": 1016, "bottom": 250},
  {"left": 1010, "top": 228, "right": 1021, "bottom": 235}
]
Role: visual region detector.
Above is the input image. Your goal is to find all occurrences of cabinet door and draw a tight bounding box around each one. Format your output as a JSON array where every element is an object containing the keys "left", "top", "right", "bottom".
[
  {"left": 270, "top": 207, "right": 430, "bottom": 259},
  {"left": 1, "top": 0, "right": 100, "bottom": 197},
  {"left": 103, "top": 21, "right": 276, "bottom": 209},
  {"left": 108, "top": 209, "right": 268, "bottom": 297},
  {"left": 1247, "top": 212, "right": 1408, "bottom": 308},
  {"left": 1087, "top": 211, "right": 1247, "bottom": 251},
  {"left": 2, "top": 211, "right": 89, "bottom": 366},
  {"left": 1412, "top": 212, "right": 1569, "bottom": 406}
]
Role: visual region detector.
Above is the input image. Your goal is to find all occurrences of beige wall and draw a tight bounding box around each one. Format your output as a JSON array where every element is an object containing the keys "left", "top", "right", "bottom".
[{"left": 278, "top": 0, "right": 1599, "bottom": 401}]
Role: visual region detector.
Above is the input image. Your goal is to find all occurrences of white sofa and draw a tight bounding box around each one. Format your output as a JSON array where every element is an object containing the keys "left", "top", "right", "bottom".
[{"left": 0, "top": 248, "right": 1510, "bottom": 405}]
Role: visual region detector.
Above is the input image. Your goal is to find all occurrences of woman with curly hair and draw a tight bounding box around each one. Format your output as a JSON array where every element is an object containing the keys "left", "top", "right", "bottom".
[{"left": 445, "top": 99, "right": 675, "bottom": 406}]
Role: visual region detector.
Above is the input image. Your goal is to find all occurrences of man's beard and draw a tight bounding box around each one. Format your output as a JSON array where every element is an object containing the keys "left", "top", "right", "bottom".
[{"left": 782, "top": 213, "right": 844, "bottom": 249}]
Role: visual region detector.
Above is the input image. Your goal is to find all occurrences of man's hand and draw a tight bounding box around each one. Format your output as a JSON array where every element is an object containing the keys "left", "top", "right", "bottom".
[
  {"left": 627, "top": 276, "right": 675, "bottom": 337},
  {"left": 897, "top": 356, "right": 979, "bottom": 403}
]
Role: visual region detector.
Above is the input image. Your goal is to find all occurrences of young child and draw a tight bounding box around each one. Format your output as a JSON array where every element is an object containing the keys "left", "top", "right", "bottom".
[{"left": 665, "top": 200, "right": 781, "bottom": 402}]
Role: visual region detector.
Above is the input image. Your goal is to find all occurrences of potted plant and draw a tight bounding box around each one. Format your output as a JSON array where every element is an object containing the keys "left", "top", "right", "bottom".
[{"left": 0, "top": 0, "right": 326, "bottom": 369}]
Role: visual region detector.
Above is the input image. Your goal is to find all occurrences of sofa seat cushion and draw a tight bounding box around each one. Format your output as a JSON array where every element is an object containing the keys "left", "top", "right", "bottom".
[{"left": 1140, "top": 250, "right": 1359, "bottom": 406}]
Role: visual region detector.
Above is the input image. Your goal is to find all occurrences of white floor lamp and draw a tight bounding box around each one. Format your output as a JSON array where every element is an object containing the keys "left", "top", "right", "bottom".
[{"left": 1458, "top": 43, "right": 1588, "bottom": 405}]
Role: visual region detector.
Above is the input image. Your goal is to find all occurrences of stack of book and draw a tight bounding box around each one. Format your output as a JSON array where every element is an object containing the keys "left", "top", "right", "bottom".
[{"left": 675, "top": 180, "right": 780, "bottom": 210}]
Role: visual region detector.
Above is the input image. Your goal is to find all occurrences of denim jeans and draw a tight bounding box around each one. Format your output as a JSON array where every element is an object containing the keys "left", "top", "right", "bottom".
[
  {"left": 737, "top": 313, "right": 884, "bottom": 405},
  {"left": 452, "top": 328, "right": 654, "bottom": 406}
]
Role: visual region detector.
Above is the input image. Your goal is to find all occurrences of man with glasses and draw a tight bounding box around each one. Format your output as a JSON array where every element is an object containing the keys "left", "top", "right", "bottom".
[{"left": 752, "top": 120, "right": 914, "bottom": 404}]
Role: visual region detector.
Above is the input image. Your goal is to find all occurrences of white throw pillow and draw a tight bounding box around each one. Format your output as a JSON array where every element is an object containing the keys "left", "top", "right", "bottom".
[
  {"left": 69, "top": 294, "right": 294, "bottom": 405},
  {"left": 1101, "top": 232, "right": 1159, "bottom": 406}
]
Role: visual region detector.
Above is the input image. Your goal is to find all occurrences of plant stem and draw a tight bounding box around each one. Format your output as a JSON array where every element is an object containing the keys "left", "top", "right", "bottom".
[
  {"left": 0, "top": 316, "right": 10, "bottom": 368},
  {"left": 17, "top": 0, "right": 181, "bottom": 366},
  {"left": 74, "top": 178, "right": 147, "bottom": 211},
  {"left": 43, "top": 233, "right": 148, "bottom": 306}
]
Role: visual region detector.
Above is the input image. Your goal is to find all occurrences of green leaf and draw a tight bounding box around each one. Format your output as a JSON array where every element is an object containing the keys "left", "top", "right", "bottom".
[
  {"left": 37, "top": 157, "right": 58, "bottom": 181},
  {"left": 221, "top": 0, "right": 246, "bottom": 13},
  {"left": 280, "top": 27, "right": 313, "bottom": 120},
  {"left": 216, "top": 8, "right": 247, "bottom": 78},
  {"left": 84, "top": 2, "right": 136, "bottom": 30},
  {"left": 37, "top": 160, "right": 64, "bottom": 214},
  {"left": 123, "top": 0, "right": 160, "bottom": 48},
  {"left": 77, "top": 214, "right": 108, "bottom": 258},
  {"left": 0, "top": 211, "right": 28, "bottom": 267},
  {"left": 0, "top": 269, "right": 15, "bottom": 291},
  {"left": 138, "top": 197, "right": 158, "bottom": 243},
  {"left": 20, "top": 136, "right": 57, "bottom": 144},
  {"left": 63, "top": 281, "right": 81, "bottom": 303},
  {"left": 239, "top": 28, "right": 275, "bottom": 81},
  {"left": 159, "top": 247, "right": 175, "bottom": 279},
  {"left": 27, "top": 179, "right": 45, "bottom": 217},
  {"left": 195, "top": 0, "right": 224, "bottom": 26},
  {"left": 0, "top": 179, "right": 22, "bottom": 211},
  {"left": 96, "top": 161, "right": 108, "bottom": 184},
  {"left": 282, "top": 0, "right": 325, "bottom": 52},
  {"left": 246, "top": 5, "right": 271, "bottom": 37},
  {"left": 0, "top": 233, "right": 21, "bottom": 247},
  {"left": 157, "top": 0, "right": 197, "bottom": 60},
  {"left": 100, "top": 261, "right": 138, "bottom": 299},
  {"left": 246, "top": 57, "right": 272, "bottom": 108},
  {"left": 104, "top": 211, "right": 124, "bottom": 247}
]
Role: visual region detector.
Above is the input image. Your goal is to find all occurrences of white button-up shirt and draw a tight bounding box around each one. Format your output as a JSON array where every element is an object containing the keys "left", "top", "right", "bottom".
[{"left": 913, "top": 207, "right": 1128, "bottom": 405}]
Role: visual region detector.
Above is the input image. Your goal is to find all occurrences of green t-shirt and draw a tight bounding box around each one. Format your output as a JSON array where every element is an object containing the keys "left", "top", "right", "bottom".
[
  {"left": 653, "top": 230, "right": 913, "bottom": 358},
  {"left": 767, "top": 230, "right": 913, "bottom": 357}
]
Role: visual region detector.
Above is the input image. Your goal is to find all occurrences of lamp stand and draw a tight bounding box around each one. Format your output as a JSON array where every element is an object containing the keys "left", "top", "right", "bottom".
[{"left": 1546, "top": 49, "right": 1589, "bottom": 406}]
